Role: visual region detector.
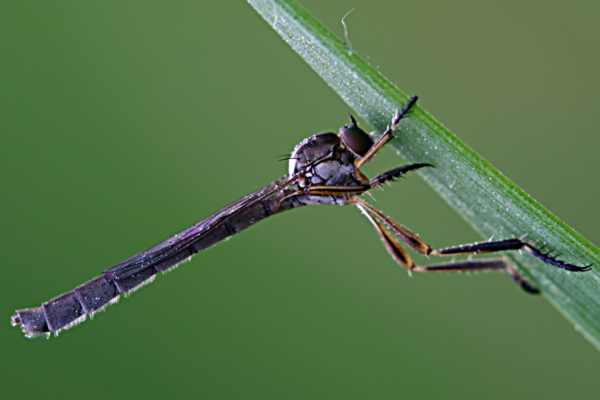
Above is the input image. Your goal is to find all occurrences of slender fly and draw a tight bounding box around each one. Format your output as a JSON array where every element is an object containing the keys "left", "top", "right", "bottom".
[{"left": 12, "top": 96, "right": 592, "bottom": 338}]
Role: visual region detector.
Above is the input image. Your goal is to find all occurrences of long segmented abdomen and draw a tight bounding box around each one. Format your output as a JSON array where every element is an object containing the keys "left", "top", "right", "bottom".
[{"left": 12, "top": 176, "right": 303, "bottom": 338}]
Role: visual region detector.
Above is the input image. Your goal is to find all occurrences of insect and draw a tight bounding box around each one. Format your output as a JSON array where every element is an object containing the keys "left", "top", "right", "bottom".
[{"left": 12, "top": 96, "right": 591, "bottom": 338}]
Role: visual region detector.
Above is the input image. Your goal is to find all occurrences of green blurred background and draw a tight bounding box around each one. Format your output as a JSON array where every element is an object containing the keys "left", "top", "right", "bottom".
[{"left": 2, "top": 1, "right": 599, "bottom": 398}]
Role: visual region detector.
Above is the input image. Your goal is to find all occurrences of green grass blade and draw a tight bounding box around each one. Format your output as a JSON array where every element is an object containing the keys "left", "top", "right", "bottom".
[{"left": 247, "top": 0, "right": 600, "bottom": 348}]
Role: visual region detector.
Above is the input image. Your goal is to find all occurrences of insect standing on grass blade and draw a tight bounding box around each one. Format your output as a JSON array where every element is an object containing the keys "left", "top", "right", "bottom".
[{"left": 11, "top": 96, "right": 592, "bottom": 339}]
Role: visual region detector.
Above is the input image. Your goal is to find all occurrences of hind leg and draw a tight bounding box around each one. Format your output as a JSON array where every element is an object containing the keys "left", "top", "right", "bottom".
[{"left": 354, "top": 198, "right": 591, "bottom": 294}]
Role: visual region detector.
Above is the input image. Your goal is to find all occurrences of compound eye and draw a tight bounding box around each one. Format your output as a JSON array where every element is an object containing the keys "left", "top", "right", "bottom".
[{"left": 338, "top": 115, "right": 373, "bottom": 157}]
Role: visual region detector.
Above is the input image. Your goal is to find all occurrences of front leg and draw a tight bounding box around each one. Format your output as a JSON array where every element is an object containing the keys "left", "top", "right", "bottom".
[{"left": 355, "top": 95, "right": 418, "bottom": 168}]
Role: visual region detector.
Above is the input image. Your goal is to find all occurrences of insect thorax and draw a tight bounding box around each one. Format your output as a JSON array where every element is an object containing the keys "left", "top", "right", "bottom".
[{"left": 288, "top": 133, "right": 364, "bottom": 205}]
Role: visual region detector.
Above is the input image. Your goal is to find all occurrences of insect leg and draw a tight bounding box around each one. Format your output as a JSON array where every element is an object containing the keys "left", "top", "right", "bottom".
[
  {"left": 279, "top": 184, "right": 371, "bottom": 205},
  {"left": 356, "top": 198, "right": 590, "bottom": 273},
  {"left": 355, "top": 95, "right": 418, "bottom": 168},
  {"left": 369, "top": 163, "right": 434, "bottom": 189},
  {"left": 412, "top": 258, "right": 540, "bottom": 294},
  {"left": 355, "top": 200, "right": 416, "bottom": 269},
  {"left": 431, "top": 239, "right": 592, "bottom": 272},
  {"left": 355, "top": 198, "right": 432, "bottom": 255},
  {"left": 299, "top": 184, "right": 371, "bottom": 196},
  {"left": 355, "top": 201, "right": 539, "bottom": 293}
]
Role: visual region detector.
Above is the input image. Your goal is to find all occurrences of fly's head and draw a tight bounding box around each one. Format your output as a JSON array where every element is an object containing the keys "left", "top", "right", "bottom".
[
  {"left": 338, "top": 115, "right": 374, "bottom": 159},
  {"left": 287, "top": 117, "right": 373, "bottom": 205}
]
